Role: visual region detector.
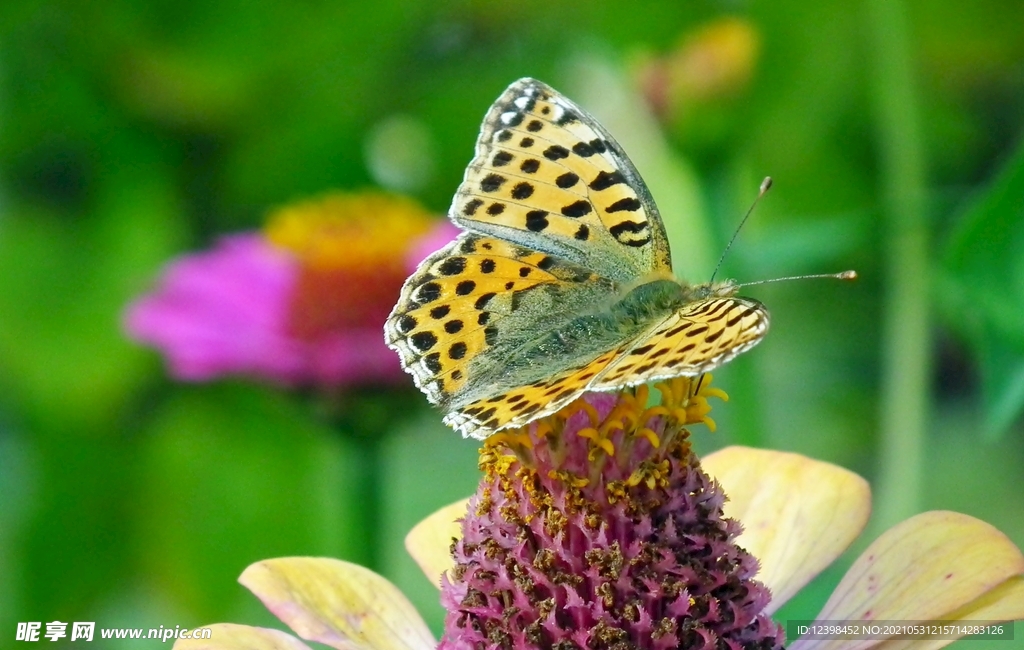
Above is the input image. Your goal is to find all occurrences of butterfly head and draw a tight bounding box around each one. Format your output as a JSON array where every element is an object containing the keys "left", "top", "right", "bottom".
[{"left": 689, "top": 279, "right": 741, "bottom": 301}]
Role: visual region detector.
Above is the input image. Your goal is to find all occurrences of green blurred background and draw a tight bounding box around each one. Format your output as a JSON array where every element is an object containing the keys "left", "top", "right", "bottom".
[{"left": 1, "top": 0, "right": 1023, "bottom": 647}]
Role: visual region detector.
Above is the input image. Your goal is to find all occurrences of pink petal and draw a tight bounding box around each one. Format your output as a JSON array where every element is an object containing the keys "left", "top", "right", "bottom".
[
  {"left": 306, "top": 329, "right": 405, "bottom": 386},
  {"left": 124, "top": 234, "right": 307, "bottom": 384}
]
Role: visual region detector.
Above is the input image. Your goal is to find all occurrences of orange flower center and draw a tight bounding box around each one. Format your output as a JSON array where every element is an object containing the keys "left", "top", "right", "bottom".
[{"left": 263, "top": 192, "right": 436, "bottom": 338}]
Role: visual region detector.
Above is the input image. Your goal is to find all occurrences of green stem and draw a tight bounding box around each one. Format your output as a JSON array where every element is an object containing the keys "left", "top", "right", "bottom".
[
  {"left": 866, "top": 0, "right": 930, "bottom": 528},
  {"left": 322, "top": 386, "right": 421, "bottom": 570}
]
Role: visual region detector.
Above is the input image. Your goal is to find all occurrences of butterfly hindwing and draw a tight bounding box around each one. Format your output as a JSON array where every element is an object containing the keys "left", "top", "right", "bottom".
[
  {"left": 451, "top": 78, "right": 672, "bottom": 284},
  {"left": 445, "top": 346, "right": 626, "bottom": 438},
  {"left": 591, "top": 297, "right": 769, "bottom": 390}
]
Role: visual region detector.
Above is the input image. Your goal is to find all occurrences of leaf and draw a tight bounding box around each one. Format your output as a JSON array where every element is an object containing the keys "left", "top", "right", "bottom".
[{"left": 941, "top": 137, "right": 1024, "bottom": 439}]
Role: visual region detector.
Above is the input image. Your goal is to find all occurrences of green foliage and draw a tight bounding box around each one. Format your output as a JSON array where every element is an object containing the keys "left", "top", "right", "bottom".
[{"left": 941, "top": 139, "right": 1024, "bottom": 439}]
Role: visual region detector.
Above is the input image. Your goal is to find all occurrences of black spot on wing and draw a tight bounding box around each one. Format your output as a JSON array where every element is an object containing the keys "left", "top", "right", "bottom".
[
  {"left": 502, "top": 112, "right": 524, "bottom": 127},
  {"left": 511, "top": 182, "right": 534, "bottom": 200},
  {"left": 609, "top": 220, "right": 648, "bottom": 237},
  {"left": 429, "top": 305, "right": 450, "bottom": 319},
  {"left": 463, "top": 199, "right": 483, "bottom": 216},
  {"left": 608, "top": 219, "right": 651, "bottom": 247},
  {"left": 589, "top": 170, "right": 624, "bottom": 191},
  {"left": 556, "top": 172, "right": 579, "bottom": 188},
  {"left": 525, "top": 210, "right": 549, "bottom": 232},
  {"left": 492, "top": 151, "right": 513, "bottom": 167},
  {"left": 474, "top": 292, "right": 496, "bottom": 309},
  {"left": 438, "top": 257, "right": 466, "bottom": 276},
  {"left": 543, "top": 145, "right": 570, "bottom": 161},
  {"left": 424, "top": 352, "right": 442, "bottom": 373},
  {"left": 411, "top": 331, "right": 438, "bottom": 351},
  {"left": 572, "top": 141, "right": 596, "bottom": 157},
  {"left": 480, "top": 174, "right": 506, "bottom": 193},
  {"left": 417, "top": 282, "right": 442, "bottom": 303},
  {"left": 606, "top": 197, "right": 643, "bottom": 213},
  {"left": 561, "top": 200, "right": 593, "bottom": 218},
  {"left": 631, "top": 344, "right": 655, "bottom": 356},
  {"left": 556, "top": 110, "right": 579, "bottom": 126},
  {"left": 397, "top": 315, "right": 416, "bottom": 333}
]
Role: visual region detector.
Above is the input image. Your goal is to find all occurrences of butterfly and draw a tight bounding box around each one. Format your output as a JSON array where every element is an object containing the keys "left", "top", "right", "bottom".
[{"left": 385, "top": 78, "right": 768, "bottom": 439}]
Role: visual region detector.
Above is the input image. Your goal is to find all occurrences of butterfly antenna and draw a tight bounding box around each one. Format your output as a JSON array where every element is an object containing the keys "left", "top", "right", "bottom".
[
  {"left": 709, "top": 177, "right": 773, "bottom": 284},
  {"left": 735, "top": 270, "right": 858, "bottom": 289}
]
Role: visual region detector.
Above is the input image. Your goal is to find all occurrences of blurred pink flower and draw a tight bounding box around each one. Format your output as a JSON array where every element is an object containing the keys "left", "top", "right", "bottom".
[
  {"left": 636, "top": 17, "right": 760, "bottom": 120},
  {"left": 125, "top": 192, "right": 459, "bottom": 388}
]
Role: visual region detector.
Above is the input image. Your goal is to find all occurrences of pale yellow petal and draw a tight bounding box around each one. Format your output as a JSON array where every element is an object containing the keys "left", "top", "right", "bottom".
[
  {"left": 172, "top": 624, "right": 312, "bottom": 650},
  {"left": 702, "top": 446, "right": 870, "bottom": 613},
  {"left": 868, "top": 575, "right": 1024, "bottom": 650},
  {"left": 791, "top": 511, "right": 1024, "bottom": 650},
  {"left": 405, "top": 498, "right": 468, "bottom": 589},
  {"left": 239, "top": 557, "right": 435, "bottom": 650}
]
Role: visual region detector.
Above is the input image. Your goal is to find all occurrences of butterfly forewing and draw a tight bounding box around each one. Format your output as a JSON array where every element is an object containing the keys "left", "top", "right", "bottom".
[
  {"left": 451, "top": 78, "right": 672, "bottom": 285},
  {"left": 385, "top": 233, "right": 617, "bottom": 415}
]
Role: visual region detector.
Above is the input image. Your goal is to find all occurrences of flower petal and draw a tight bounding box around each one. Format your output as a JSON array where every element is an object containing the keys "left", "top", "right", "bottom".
[
  {"left": 405, "top": 498, "right": 468, "bottom": 589},
  {"left": 871, "top": 575, "right": 1024, "bottom": 650},
  {"left": 124, "top": 234, "right": 307, "bottom": 384},
  {"left": 240, "top": 557, "right": 435, "bottom": 650},
  {"left": 172, "top": 623, "right": 313, "bottom": 650},
  {"left": 702, "top": 446, "right": 871, "bottom": 613},
  {"left": 792, "top": 511, "right": 1024, "bottom": 650}
]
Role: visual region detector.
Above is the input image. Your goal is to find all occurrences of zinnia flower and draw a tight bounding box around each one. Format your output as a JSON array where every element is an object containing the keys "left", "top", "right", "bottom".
[
  {"left": 173, "top": 378, "right": 1024, "bottom": 650},
  {"left": 125, "top": 192, "right": 458, "bottom": 388},
  {"left": 636, "top": 17, "right": 760, "bottom": 121}
]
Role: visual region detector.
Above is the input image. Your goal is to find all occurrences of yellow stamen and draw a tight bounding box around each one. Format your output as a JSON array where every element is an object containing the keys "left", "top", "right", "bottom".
[
  {"left": 264, "top": 192, "right": 434, "bottom": 270},
  {"left": 635, "top": 428, "right": 661, "bottom": 448}
]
